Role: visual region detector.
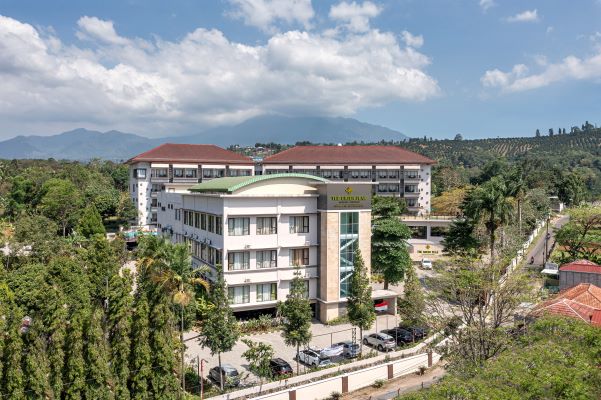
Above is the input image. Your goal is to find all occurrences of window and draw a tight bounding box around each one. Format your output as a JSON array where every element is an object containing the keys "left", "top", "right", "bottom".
[
  {"left": 388, "top": 170, "right": 399, "bottom": 179},
  {"left": 215, "top": 217, "right": 223, "bottom": 235},
  {"left": 405, "top": 185, "right": 417, "bottom": 193},
  {"left": 406, "top": 198, "right": 417, "bottom": 207},
  {"left": 289, "top": 216, "right": 309, "bottom": 233},
  {"left": 360, "top": 170, "right": 371, "bottom": 179},
  {"left": 201, "top": 243, "right": 208, "bottom": 262},
  {"left": 228, "top": 218, "right": 250, "bottom": 236},
  {"left": 339, "top": 212, "right": 359, "bottom": 298},
  {"left": 406, "top": 171, "right": 418, "bottom": 179},
  {"left": 201, "top": 213, "right": 207, "bottom": 230},
  {"left": 175, "top": 209, "right": 181, "bottom": 220},
  {"left": 256, "top": 250, "right": 277, "bottom": 269},
  {"left": 228, "top": 286, "right": 250, "bottom": 304},
  {"left": 350, "top": 170, "right": 359, "bottom": 179},
  {"left": 207, "top": 215, "right": 216, "bottom": 233},
  {"left": 185, "top": 168, "right": 197, "bottom": 178},
  {"left": 151, "top": 168, "right": 168, "bottom": 178},
  {"left": 321, "top": 170, "right": 332, "bottom": 178},
  {"left": 228, "top": 252, "right": 250, "bottom": 270},
  {"left": 377, "top": 184, "right": 387, "bottom": 192},
  {"left": 194, "top": 212, "right": 200, "bottom": 228},
  {"left": 289, "top": 248, "right": 309, "bottom": 266},
  {"left": 378, "top": 170, "right": 388, "bottom": 179},
  {"left": 388, "top": 184, "right": 399, "bottom": 192},
  {"left": 257, "top": 217, "right": 277, "bottom": 235},
  {"left": 173, "top": 168, "right": 184, "bottom": 178},
  {"left": 256, "top": 283, "right": 277, "bottom": 302},
  {"left": 134, "top": 168, "right": 146, "bottom": 179}
]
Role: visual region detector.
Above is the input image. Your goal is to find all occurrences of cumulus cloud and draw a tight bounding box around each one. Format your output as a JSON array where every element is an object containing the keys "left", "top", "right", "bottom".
[
  {"left": 329, "top": 1, "right": 381, "bottom": 33},
  {"left": 227, "top": 0, "right": 314, "bottom": 32},
  {"left": 401, "top": 31, "right": 423, "bottom": 48},
  {"left": 479, "top": 0, "right": 495, "bottom": 12},
  {"left": 481, "top": 49, "right": 601, "bottom": 92},
  {"left": 0, "top": 14, "right": 439, "bottom": 136},
  {"left": 505, "top": 9, "right": 539, "bottom": 23}
]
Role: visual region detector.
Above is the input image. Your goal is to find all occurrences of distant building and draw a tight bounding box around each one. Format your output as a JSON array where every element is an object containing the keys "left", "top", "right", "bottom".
[
  {"left": 531, "top": 283, "right": 601, "bottom": 327},
  {"left": 262, "top": 145, "right": 436, "bottom": 215},
  {"left": 126, "top": 144, "right": 254, "bottom": 227},
  {"left": 559, "top": 259, "right": 601, "bottom": 291}
]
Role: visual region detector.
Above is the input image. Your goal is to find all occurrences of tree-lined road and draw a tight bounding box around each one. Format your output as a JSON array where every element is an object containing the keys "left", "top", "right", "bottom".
[{"left": 526, "top": 215, "right": 569, "bottom": 267}]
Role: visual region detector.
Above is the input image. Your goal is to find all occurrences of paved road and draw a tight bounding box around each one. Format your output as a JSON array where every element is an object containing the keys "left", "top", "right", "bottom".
[{"left": 525, "top": 215, "right": 569, "bottom": 267}]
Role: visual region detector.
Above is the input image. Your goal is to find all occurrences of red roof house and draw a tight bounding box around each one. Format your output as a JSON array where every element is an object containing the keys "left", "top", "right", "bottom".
[
  {"left": 531, "top": 283, "right": 601, "bottom": 327},
  {"left": 559, "top": 259, "right": 601, "bottom": 290},
  {"left": 126, "top": 143, "right": 254, "bottom": 165}
]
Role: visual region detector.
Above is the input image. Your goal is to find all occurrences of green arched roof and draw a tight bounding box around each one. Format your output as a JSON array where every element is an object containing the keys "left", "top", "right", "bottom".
[{"left": 188, "top": 173, "right": 328, "bottom": 194}]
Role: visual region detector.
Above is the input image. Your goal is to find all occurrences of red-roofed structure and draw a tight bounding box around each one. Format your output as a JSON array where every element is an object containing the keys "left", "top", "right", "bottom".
[
  {"left": 531, "top": 283, "right": 601, "bottom": 327},
  {"left": 126, "top": 143, "right": 254, "bottom": 165},
  {"left": 559, "top": 259, "right": 601, "bottom": 290}
]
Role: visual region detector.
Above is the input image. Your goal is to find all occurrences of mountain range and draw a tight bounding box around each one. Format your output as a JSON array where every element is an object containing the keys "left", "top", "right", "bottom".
[{"left": 0, "top": 116, "right": 408, "bottom": 161}]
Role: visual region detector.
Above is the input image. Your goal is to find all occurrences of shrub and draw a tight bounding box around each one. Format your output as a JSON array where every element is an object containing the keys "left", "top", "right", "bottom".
[
  {"left": 329, "top": 391, "right": 342, "bottom": 400},
  {"left": 373, "top": 379, "right": 386, "bottom": 388}
]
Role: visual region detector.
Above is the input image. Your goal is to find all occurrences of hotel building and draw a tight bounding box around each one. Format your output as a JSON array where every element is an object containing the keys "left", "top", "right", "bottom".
[
  {"left": 262, "top": 146, "right": 435, "bottom": 215},
  {"left": 155, "top": 173, "right": 395, "bottom": 322},
  {"left": 126, "top": 143, "right": 254, "bottom": 227}
]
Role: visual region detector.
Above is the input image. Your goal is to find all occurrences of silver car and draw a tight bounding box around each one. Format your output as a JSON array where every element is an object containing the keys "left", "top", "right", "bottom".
[{"left": 363, "top": 333, "right": 396, "bottom": 352}]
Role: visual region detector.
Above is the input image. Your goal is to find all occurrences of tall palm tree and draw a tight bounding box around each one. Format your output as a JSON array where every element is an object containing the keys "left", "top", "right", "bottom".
[
  {"left": 507, "top": 167, "right": 528, "bottom": 237},
  {"left": 137, "top": 235, "right": 210, "bottom": 396},
  {"left": 463, "top": 176, "right": 513, "bottom": 267}
]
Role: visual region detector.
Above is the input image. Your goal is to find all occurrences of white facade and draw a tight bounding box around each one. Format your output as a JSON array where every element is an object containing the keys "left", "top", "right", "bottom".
[{"left": 156, "top": 185, "right": 320, "bottom": 312}]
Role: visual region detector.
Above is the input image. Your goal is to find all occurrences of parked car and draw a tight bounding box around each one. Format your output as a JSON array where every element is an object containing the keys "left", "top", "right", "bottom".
[
  {"left": 332, "top": 341, "right": 361, "bottom": 358},
  {"left": 208, "top": 364, "right": 240, "bottom": 387},
  {"left": 319, "top": 343, "right": 345, "bottom": 358},
  {"left": 398, "top": 324, "right": 429, "bottom": 340},
  {"left": 362, "top": 333, "right": 396, "bottom": 352},
  {"left": 381, "top": 328, "right": 413, "bottom": 345},
  {"left": 269, "top": 358, "right": 293, "bottom": 376},
  {"left": 374, "top": 300, "right": 389, "bottom": 312},
  {"left": 298, "top": 349, "right": 332, "bottom": 367},
  {"left": 421, "top": 258, "right": 433, "bottom": 270}
]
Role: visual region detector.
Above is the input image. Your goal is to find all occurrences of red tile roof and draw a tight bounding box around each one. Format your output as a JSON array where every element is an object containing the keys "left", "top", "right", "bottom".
[
  {"left": 559, "top": 259, "right": 601, "bottom": 274},
  {"left": 262, "top": 145, "right": 436, "bottom": 165},
  {"left": 531, "top": 283, "right": 601, "bottom": 326},
  {"left": 126, "top": 143, "right": 253, "bottom": 165}
]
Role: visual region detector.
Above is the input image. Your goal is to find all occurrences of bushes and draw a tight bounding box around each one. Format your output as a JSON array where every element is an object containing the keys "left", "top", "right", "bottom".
[{"left": 239, "top": 314, "right": 281, "bottom": 335}]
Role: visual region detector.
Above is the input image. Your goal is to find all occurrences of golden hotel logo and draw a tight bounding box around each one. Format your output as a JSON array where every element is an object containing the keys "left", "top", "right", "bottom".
[{"left": 345, "top": 187, "right": 353, "bottom": 194}]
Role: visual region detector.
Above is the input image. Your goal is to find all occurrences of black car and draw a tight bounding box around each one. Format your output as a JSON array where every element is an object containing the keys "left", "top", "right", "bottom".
[
  {"left": 269, "top": 358, "right": 293, "bottom": 376},
  {"left": 381, "top": 328, "right": 413, "bottom": 345},
  {"left": 398, "top": 324, "right": 429, "bottom": 340},
  {"left": 208, "top": 364, "right": 240, "bottom": 387}
]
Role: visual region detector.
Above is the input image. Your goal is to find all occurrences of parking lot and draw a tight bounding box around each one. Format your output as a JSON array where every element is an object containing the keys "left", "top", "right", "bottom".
[{"left": 183, "top": 312, "right": 419, "bottom": 385}]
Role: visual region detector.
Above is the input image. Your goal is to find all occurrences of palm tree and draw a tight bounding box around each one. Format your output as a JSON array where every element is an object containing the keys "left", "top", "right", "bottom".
[
  {"left": 463, "top": 177, "right": 513, "bottom": 267},
  {"left": 507, "top": 167, "right": 528, "bottom": 237},
  {"left": 137, "top": 235, "right": 210, "bottom": 395}
]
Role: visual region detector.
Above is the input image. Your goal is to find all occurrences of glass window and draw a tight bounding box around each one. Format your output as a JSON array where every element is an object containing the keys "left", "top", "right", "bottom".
[
  {"left": 289, "top": 216, "right": 309, "bottom": 233},
  {"left": 201, "top": 243, "right": 208, "bottom": 262},
  {"left": 350, "top": 170, "right": 359, "bottom": 179},
  {"left": 175, "top": 209, "right": 181, "bottom": 220},
  {"left": 256, "top": 250, "right": 277, "bottom": 269},
  {"left": 388, "top": 184, "right": 399, "bottom": 192},
  {"left": 215, "top": 216, "right": 223, "bottom": 235},
  {"left": 388, "top": 170, "right": 399, "bottom": 179},
  {"left": 208, "top": 215, "right": 216, "bottom": 233},
  {"left": 151, "top": 168, "right": 168, "bottom": 178},
  {"left": 173, "top": 168, "right": 184, "bottom": 178},
  {"left": 201, "top": 213, "right": 207, "bottom": 230},
  {"left": 228, "top": 286, "right": 250, "bottom": 304},
  {"left": 377, "top": 184, "right": 387, "bottom": 192},
  {"left": 378, "top": 170, "right": 387, "bottom": 179},
  {"left": 322, "top": 170, "right": 332, "bottom": 178},
  {"left": 289, "top": 248, "right": 310, "bottom": 266},
  {"left": 360, "top": 170, "right": 370, "bottom": 179},
  {"left": 228, "top": 217, "right": 250, "bottom": 236},
  {"left": 194, "top": 212, "right": 200, "bottom": 228},
  {"left": 134, "top": 168, "right": 146, "bottom": 179},
  {"left": 406, "top": 171, "right": 418, "bottom": 179},
  {"left": 256, "top": 283, "right": 277, "bottom": 302},
  {"left": 340, "top": 212, "right": 359, "bottom": 298},
  {"left": 257, "top": 217, "right": 277, "bottom": 235},
  {"left": 228, "top": 252, "right": 250, "bottom": 270},
  {"left": 405, "top": 185, "right": 417, "bottom": 193},
  {"left": 406, "top": 198, "right": 417, "bottom": 207},
  {"left": 185, "top": 168, "right": 197, "bottom": 178}
]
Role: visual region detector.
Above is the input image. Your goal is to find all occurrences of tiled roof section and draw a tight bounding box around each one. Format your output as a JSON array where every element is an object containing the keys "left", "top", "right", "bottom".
[
  {"left": 188, "top": 173, "right": 328, "bottom": 194},
  {"left": 126, "top": 143, "right": 254, "bottom": 165},
  {"left": 531, "top": 283, "right": 601, "bottom": 326},
  {"left": 560, "top": 259, "right": 601, "bottom": 274},
  {"left": 262, "top": 145, "right": 436, "bottom": 165}
]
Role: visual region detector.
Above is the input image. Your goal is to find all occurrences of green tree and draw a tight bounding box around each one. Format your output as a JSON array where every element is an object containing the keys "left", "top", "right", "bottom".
[
  {"left": 78, "top": 204, "right": 106, "bottom": 238},
  {"left": 38, "top": 178, "right": 83, "bottom": 236},
  {"left": 241, "top": 339, "right": 275, "bottom": 390},
  {"left": 347, "top": 249, "right": 375, "bottom": 354},
  {"left": 554, "top": 206, "right": 601, "bottom": 263},
  {"left": 397, "top": 264, "right": 425, "bottom": 327},
  {"left": 108, "top": 272, "right": 133, "bottom": 400},
  {"left": 555, "top": 171, "right": 587, "bottom": 206},
  {"left": 463, "top": 177, "right": 513, "bottom": 267},
  {"left": 64, "top": 310, "right": 86, "bottom": 400},
  {"left": 1, "top": 311, "right": 25, "bottom": 400},
  {"left": 84, "top": 307, "right": 114, "bottom": 400},
  {"left": 198, "top": 266, "right": 240, "bottom": 391},
  {"left": 85, "top": 235, "right": 120, "bottom": 304},
  {"left": 278, "top": 268, "right": 313, "bottom": 375},
  {"left": 372, "top": 195, "right": 406, "bottom": 219},
  {"left": 130, "top": 293, "right": 152, "bottom": 400},
  {"left": 442, "top": 219, "right": 482, "bottom": 258},
  {"left": 372, "top": 218, "right": 412, "bottom": 289},
  {"left": 23, "top": 321, "right": 52, "bottom": 399}
]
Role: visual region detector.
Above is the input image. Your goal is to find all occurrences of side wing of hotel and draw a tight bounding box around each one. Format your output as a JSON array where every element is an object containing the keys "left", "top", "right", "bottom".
[{"left": 126, "top": 144, "right": 437, "bottom": 322}]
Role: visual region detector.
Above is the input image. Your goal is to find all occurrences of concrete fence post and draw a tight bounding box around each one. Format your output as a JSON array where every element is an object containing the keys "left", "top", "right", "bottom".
[
  {"left": 342, "top": 376, "right": 349, "bottom": 393},
  {"left": 289, "top": 389, "right": 296, "bottom": 400},
  {"left": 387, "top": 364, "right": 394, "bottom": 379},
  {"left": 427, "top": 350, "right": 433, "bottom": 368}
]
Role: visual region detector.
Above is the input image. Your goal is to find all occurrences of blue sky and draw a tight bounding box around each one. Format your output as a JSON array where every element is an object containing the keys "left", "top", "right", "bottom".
[{"left": 0, "top": 0, "right": 600, "bottom": 140}]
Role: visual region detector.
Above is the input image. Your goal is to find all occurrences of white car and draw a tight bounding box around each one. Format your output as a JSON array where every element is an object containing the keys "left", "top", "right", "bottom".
[
  {"left": 363, "top": 333, "right": 396, "bottom": 352},
  {"left": 298, "top": 349, "right": 333, "bottom": 367},
  {"left": 319, "top": 343, "right": 344, "bottom": 358},
  {"left": 421, "top": 258, "right": 433, "bottom": 270}
]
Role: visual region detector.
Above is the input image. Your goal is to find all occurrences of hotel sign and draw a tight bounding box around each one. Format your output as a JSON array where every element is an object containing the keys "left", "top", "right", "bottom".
[{"left": 324, "top": 184, "right": 372, "bottom": 210}]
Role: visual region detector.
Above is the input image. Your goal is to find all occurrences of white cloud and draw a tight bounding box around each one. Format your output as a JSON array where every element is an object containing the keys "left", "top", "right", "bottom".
[
  {"left": 479, "top": 0, "right": 495, "bottom": 12},
  {"left": 546, "top": 26, "right": 554, "bottom": 34},
  {"left": 329, "top": 1, "right": 381, "bottom": 33},
  {"left": 227, "top": 0, "right": 314, "bottom": 33},
  {"left": 401, "top": 30, "right": 423, "bottom": 48},
  {"left": 481, "top": 49, "right": 601, "bottom": 92},
  {"left": 505, "top": 9, "right": 539, "bottom": 23},
  {"left": 76, "top": 16, "right": 129, "bottom": 45},
  {"left": 0, "top": 14, "right": 439, "bottom": 137}
]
